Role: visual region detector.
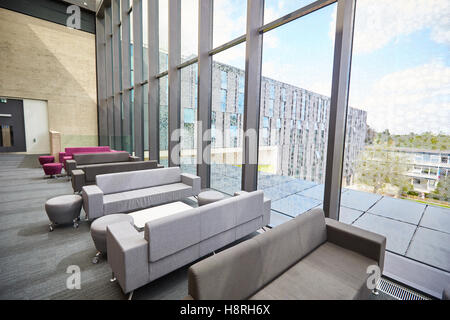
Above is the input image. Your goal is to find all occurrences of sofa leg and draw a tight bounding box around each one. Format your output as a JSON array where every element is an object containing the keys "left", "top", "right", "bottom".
[
  {"left": 128, "top": 291, "right": 134, "bottom": 300},
  {"left": 110, "top": 272, "right": 116, "bottom": 282},
  {"left": 49, "top": 223, "right": 54, "bottom": 232},
  {"left": 372, "top": 288, "right": 379, "bottom": 296},
  {"left": 73, "top": 218, "right": 79, "bottom": 229}
]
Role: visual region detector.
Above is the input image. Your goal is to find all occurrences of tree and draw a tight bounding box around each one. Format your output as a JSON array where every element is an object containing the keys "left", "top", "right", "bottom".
[
  {"left": 355, "top": 146, "right": 412, "bottom": 195},
  {"left": 433, "top": 176, "right": 450, "bottom": 202}
]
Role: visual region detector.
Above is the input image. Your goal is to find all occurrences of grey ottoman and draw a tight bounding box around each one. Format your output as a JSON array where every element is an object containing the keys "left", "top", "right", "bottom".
[
  {"left": 90, "top": 214, "right": 134, "bottom": 264},
  {"left": 198, "top": 190, "right": 225, "bottom": 206},
  {"left": 45, "top": 195, "right": 83, "bottom": 231}
]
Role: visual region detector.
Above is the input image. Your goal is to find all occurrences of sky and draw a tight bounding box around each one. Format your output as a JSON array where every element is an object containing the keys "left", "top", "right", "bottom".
[{"left": 152, "top": 0, "right": 449, "bottom": 135}]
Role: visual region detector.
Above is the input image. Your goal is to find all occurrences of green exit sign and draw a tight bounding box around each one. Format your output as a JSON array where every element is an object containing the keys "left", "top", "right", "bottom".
[{"left": 0, "top": 98, "right": 7, "bottom": 103}]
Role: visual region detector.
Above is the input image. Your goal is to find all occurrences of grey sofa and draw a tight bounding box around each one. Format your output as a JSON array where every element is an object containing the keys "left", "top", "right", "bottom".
[
  {"left": 106, "top": 190, "right": 270, "bottom": 293},
  {"left": 65, "top": 151, "right": 139, "bottom": 176},
  {"left": 71, "top": 160, "right": 163, "bottom": 193},
  {"left": 81, "top": 167, "right": 201, "bottom": 220},
  {"left": 186, "top": 208, "right": 386, "bottom": 300}
]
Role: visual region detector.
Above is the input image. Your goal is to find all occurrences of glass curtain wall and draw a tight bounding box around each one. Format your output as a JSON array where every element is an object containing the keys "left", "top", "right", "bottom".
[
  {"left": 258, "top": 3, "right": 336, "bottom": 223},
  {"left": 159, "top": 76, "right": 169, "bottom": 168},
  {"left": 209, "top": 0, "right": 247, "bottom": 195},
  {"left": 180, "top": 64, "right": 198, "bottom": 175},
  {"left": 181, "top": 0, "right": 198, "bottom": 63},
  {"left": 143, "top": 0, "right": 149, "bottom": 158},
  {"left": 339, "top": 0, "right": 450, "bottom": 273},
  {"left": 158, "top": 0, "right": 168, "bottom": 164},
  {"left": 210, "top": 43, "right": 246, "bottom": 195},
  {"left": 264, "top": 0, "right": 316, "bottom": 24}
]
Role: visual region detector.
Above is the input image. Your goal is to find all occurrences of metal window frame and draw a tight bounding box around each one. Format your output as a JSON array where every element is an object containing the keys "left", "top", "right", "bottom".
[
  {"left": 95, "top": 16, "right": 108, "bottom": 146},
  {"left": 121, "top": 0, "right": 132, "bottom": 153},
  {"left": 168, "top": 0, "right": 181, "bottom": 167},
  {"left": 148, "top": 0, "right": 160, "bottom": 162},
  {"left": 323, "top": 0, "right": 356, "bottom": 220},
  {"left": 104, "top": 6, "right": 114, "bottom": 146},
  {"left": 132, "top": 0, "right": 144, "bottom": 159},
  {"left": 112, "top": 0, "right": 122, "bottom": 150},
  {"left": 95, "top": 0, "right": 357, "bottom": 223},
  {"left": 197, "top": 0, "right": 213, "bottom": 188},
  {"left": 241, "top": 0, "right": 264, "bottom": 192}
]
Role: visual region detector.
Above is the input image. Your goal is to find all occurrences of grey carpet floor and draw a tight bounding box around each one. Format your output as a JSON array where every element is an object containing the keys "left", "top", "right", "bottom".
[{"left": 0, "top": 154, "right": 394, "bottom": 300}]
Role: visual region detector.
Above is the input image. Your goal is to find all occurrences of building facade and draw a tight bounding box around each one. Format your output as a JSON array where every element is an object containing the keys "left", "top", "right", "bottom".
[{"left": 174, "top": 60, "right": 367, "bottom": 185}]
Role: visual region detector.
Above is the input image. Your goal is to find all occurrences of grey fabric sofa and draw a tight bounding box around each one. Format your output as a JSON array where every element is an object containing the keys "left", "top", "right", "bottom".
[
  {"left": 81, "top": 167, "right": 201, "bottom": 220},
  {"left": 65, "top": 151, "right": 139, "bottom": 176},
  {"left": 186, "top": 208, "right": 386, "bottom": 300},
  {"left": 71, "top": 160, "right": 163, "bottom": 193},
  {"left": 106, "top": 190, "right": 271, "bottom": 293}
]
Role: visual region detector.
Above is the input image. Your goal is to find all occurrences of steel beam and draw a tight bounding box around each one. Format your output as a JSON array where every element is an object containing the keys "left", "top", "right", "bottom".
[
  {"left": 323, "top": 0, "right": 356, "bottom": 220},
  {"left": 242, "top": 0, "right": 264, "bottom": 192},
  {"left": 197, "top": 0, "right": 213, "bottom": 188}
]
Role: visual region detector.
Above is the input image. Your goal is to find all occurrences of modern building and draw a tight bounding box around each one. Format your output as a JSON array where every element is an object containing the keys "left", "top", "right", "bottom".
[
  {"left": 171, "top": 59, "right": 367, "bottom": 185},
  {"left": 0, "top": 0, "right": 449, "bottom": 303}
]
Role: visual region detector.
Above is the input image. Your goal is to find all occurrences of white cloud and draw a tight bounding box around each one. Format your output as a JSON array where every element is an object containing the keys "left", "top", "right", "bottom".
[
  {"left": 352, "top": 61, "right": 450, "bottom": 134},
  {"left": 329, "top": 0, "right": 450, "bottom": 54}
]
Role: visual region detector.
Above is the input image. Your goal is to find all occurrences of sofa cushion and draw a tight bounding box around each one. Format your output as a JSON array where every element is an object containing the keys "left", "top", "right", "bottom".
[
  {"left": 249, "top": 242, "right": 375, "bottom": 300},
  {"left": 253, "top": 208, "right": 327, "bottom": 288},
  {"left": 73, "top": 151, "right": 129, "bottom": 165},
  {"left": 83, "top": 161, "right": 158, "bottom": 182},
  {"left": 103, "top": 183, "right": 192, "bottom": 214},
  {"left": 97, "top": 167, "right": 182, "bottom": 195},
  {"left": 145, "top": 190, "right": 265, "bottom": 263}
]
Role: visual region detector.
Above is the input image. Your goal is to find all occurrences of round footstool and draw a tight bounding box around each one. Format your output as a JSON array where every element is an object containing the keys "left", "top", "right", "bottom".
[
  {"left": 90, "top": 214, "right": 134, "bottom": 264},
  {"left": 39, "top": 155, "right": 55, "bottom": 165},
  {"left": 45, "top": 195, "right": 83, "bottom": 231},
  {"left": 198, "top": 190, "right": 225, "bottom": 206},
  {"left": 43, "top": 162, "right": 62, "bottom": 177}
]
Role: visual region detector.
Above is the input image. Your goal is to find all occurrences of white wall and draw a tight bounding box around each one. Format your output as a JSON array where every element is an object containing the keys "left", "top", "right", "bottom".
[{"left": 23, "top": 99, "right": 50, "bottom": 154}]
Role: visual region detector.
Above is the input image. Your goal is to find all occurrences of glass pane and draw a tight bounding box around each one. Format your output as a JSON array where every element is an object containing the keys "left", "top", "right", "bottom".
[
  {"left": 211, "top": 42, "right": 246, "bottom": 195},
  {"left": 159, "top": 0, "right": 168, "bottom": 72},
  {"left": 264, "top": 0, "right": 316, "bottom": 24},
  {"left": 181, "top": 0, "right": 198, "bottom": 63},
  {"left": 180, "top": 64, "right": 198, "bottom": 174},
  {"left": 258, "top": 4, "right": 336, "bottom": 224},
  {"left": 213, "top": 0, "right": 247, "bottom": 48},
  {"left": 159, "top": 76, "right": 169, "bottom": 167},
  {"left": 340, "top": 0, "right": 450, "bottom": 272}
]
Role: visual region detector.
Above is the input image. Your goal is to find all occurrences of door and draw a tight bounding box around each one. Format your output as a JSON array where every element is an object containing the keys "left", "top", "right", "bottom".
[{"left": 0, "top": 98, "right": 26, "bottom": 152}]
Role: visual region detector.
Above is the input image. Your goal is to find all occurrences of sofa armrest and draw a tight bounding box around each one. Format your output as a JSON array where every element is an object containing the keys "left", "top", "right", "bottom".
[
  {"left": 71, "top": 169, "right": 85, "bottom": 193},
  {"left": 106, "top": 222, "right": 149, "bottom": 294},
  {"left": 81, "top": 185, "right": 104, "bottom": 220},
  {"left": 181, "top": 173, "right": 201, "bottom": 195},
  {"left": 65, "top": 159, "right": 77, "bottom": 176},
  {"left": 234, "top": 191, "right": 271, "bottom": 227},
  {"left": 129, "top": 155, "right": 140, "bottom": 162},
  {"left": 188, "top": 238, "right": 262, "bottom": 300},
  {"left": 325, "top": 218, "right": 386, "bottom": 272}
]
